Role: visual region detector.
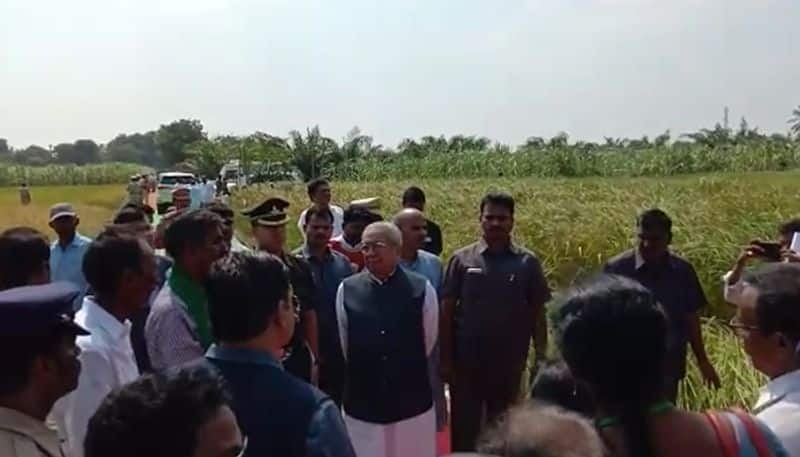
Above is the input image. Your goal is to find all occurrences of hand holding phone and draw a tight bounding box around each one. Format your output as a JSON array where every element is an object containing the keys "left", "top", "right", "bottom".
[{"left": 750, "top": 240, "right": 782, "bottom": 261}]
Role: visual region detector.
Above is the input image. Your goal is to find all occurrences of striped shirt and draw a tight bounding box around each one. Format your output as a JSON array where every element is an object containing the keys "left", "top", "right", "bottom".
[{"left": 144, "top": 282, "right": 205, "bottom": 371}]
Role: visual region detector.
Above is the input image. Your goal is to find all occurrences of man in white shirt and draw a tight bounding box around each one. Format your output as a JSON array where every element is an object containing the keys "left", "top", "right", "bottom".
[
  {"left": 51, "top": 227, "right": 157, "bottom": 457},
  {"left": 336, "top": 222, "right": 438, "bottom": 457},
  {"left": 297, "top": 178, "right": 344, "bottom": 239},
  {"left": 723, "top": 219, "right": 800, "bottom": 306},
  {"left": 731, "top": 263, "right": 800, "bottom": 456}
]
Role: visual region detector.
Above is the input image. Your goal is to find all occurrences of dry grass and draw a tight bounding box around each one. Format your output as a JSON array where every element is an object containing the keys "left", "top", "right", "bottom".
[
  {"left": 233, "top": 170, "right": 800, "bottom": 410},
  {"left": 1, "top": 170, "right": 791, "bottom": 411},
  {"left": 0, "top": 184, "right": 125, "bottom": 240}
]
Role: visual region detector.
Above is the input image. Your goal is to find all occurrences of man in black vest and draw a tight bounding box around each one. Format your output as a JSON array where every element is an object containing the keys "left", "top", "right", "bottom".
[
  {"left": 336, "top": 222, "right": 438, "bottom": 457},
  {"left": 205, "top": 251, "right": 355, "bottom": 457}
]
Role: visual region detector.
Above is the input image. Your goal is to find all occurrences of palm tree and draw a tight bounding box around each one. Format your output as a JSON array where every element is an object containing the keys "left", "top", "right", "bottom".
[
  {"left": 789, "top": 105, "right": 800, "bottom": 137},
  {"left": 288, "top": 126, "right": 339, "bottom": 181},
  {"left": 340, "top": 127, "right": 382, "bottom": 161}
]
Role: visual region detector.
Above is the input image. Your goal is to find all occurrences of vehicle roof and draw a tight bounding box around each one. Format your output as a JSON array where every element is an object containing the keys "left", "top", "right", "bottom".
[{"left": 158, "top": 172, "right": 196, "bottom": 178}]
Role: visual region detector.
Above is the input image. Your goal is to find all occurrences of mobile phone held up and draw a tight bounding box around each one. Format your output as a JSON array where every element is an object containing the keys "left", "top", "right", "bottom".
[{"left": 752, "top": 241, "right": 782, "bottom": 261}]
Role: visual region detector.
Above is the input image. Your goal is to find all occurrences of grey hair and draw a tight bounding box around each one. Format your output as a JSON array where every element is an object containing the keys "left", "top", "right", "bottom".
[
  {"left": 363, "top": 221, "right": 402, "bottom": 248},
  {"left": 477, "top": 402, "right": 606, "bottom": 457}
]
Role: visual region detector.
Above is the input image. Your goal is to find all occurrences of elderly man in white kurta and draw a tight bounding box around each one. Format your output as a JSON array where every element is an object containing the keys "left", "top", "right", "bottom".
[{"left": 336, "top": 222, "right": 438, "bottom": 457}]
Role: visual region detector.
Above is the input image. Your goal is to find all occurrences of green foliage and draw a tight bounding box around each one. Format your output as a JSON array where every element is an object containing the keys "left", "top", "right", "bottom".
[
  {"left": 679, "top": 318, "right": 764, "bottom": 411},
  {"left": 0, "top": 139, "right": 9, "bottom": 161},
  {"left": 330, "top": 134, "right": 799, "bottom": 181},
  {"left": 15, "top": 145, "right": 53, "bottom": 166},
  {"left": 288, "top": 126, "right": 340, "bottom": 181},
  {"left": 791, "top": 106, "right": 800, "bottom": 138},
  {"left": 155, "top": 119, "right": 206, "bottom": 165},
  {"left": 54, "top": 139, "right": 100, "bottom": 165},
  {"left": 106, "top": 132, "right": 161, "bottom": 166},
  {"left": 0, "top": 163, "right": 148, "bottom": 186},
  {"left": 186, "top": 139, "right": 230, "bottom": 177},
  {"left": 186, "top": 133, "right": 296, "bottom": 180},
  {"left": 234, "top": 172, "right": 791, "bottom": 410}
]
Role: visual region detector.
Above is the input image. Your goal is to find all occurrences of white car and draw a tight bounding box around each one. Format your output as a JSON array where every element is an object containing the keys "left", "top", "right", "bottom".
[{"left": 157, "top": 172, "right": 196, "bottom": 213}]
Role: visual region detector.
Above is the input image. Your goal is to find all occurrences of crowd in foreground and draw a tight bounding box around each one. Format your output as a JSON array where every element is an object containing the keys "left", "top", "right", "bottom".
[{"left": 1, "top": 177, "right": 800, "bottom": 457}]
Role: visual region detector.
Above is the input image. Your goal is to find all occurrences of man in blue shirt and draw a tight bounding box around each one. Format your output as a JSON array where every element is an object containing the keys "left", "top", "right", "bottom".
[
  {"left": 294, "top": 205, "right": 354, "bottom": 405},
  {"left": 205, "top": 251, "right": 355, "bottom": 457},
  {"left": 48, "top": 203, "right": 91, "bottom": 308},
  {"left": 393, "top": 208, "right": 447, "bottom": 441}
]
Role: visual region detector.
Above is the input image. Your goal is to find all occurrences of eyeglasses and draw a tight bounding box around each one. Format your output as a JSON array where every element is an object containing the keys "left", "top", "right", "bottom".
[
  {"left": 360, "top": 241, "right": 389, "bottom": 252},
  {"left": 727, "top": 317, "right": 759, "bottom": 337},
  {"left": 233, "top": 436, "right": 248, "bottom": 457}
]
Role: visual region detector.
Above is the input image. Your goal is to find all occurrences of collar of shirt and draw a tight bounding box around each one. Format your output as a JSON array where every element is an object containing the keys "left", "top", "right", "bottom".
[
  {"left": 300, "top": 244, "right": 335, "bottom": 261},
  {"left": 230, "top": 237, "right": 251, "bottom": 252},
  {"left": 400, "top": 250, "right": 430, "bottom": 269},
  {"left": 206, "top": 344, "right": 283, "bottom": 369},
  {"left": 51, "top": 232, "right": 90, "bottom": 251},
  {"left": 367, "top": 268, "right": 397, "bottom": 285},
  {"left": 634, "top": 249, "right": 679, "bottom": 271},
  {"left": 0, "top": 406, "right": 63, "bottom": 457},
  {"left": 755, "top": 369, "right": 800, "bottom": 412},
  {"left": 477, "top": 237, "right": 521, "bottom": 255},
  {"left": 78, "top": 297, "right": 131, "bottom": 343}
]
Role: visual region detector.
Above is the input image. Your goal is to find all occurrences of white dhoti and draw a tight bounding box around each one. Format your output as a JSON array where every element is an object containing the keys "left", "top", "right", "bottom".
[{"left": 344, "top": 407, "right": 436, "bottom": 457}]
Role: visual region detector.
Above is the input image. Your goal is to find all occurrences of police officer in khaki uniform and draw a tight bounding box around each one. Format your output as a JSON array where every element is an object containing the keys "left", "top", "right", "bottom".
[
  {"left": 0, "top": 282, "right": 88, "bottom": 457},
  {"left": 242, "top": 197, "right": 319, "bottom": 383}
]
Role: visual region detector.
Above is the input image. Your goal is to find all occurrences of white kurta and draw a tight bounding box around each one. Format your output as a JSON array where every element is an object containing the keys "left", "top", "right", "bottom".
[
  {"left": 50, "top": 297, "right": 140, "bottom": 457},
  {"left": 335, "top": 272, "right": 439, "bottom": 457}
]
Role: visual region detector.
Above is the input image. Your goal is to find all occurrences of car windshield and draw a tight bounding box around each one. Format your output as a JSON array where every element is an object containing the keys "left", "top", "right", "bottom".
[{"left": 160, "top": 176, "right": 195, "bottom": 185}]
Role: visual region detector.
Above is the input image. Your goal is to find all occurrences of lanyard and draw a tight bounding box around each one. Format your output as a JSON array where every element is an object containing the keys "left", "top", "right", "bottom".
[{"left": 595, "top": 401, "right": 674, "bottom": 430}]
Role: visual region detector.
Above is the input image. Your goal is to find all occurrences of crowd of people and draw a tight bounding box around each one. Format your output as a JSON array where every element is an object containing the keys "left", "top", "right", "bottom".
[{"left": 1, "top": 176, "right": 800, "bottom": 457}]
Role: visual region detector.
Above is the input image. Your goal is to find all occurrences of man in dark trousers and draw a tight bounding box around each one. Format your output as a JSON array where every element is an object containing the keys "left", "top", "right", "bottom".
[
  {"left": 294, "top": 205, "right": 354, "bottom": 405},
  {"left": 604, "top": 208, "right": 720, "bottom": 401},
  {"left": 242, "top": 197, "right": 319, "bottom": 384},
  {"left": 204, "top": 252, "right": 355, "bottom": 457},
  {"left": 402, "top": 186, "right": 443, "bottom": 256},
  {"left": 442, "top": 192, "right": 551, "bottom": 452}
]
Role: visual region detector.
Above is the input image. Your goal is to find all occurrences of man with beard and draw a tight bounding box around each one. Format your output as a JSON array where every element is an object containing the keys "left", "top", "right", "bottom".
[
  {"left": 0, "top": 283, "right": 88, "bottom": 457},
  {"left": 145, "top": 209, "right": 228, "bottom": 371}
]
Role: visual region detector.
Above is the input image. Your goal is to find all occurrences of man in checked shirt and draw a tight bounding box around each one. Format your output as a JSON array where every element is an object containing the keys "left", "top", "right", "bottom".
[{"left": 145, "top": 209, "right": 228, "bottom": 371}]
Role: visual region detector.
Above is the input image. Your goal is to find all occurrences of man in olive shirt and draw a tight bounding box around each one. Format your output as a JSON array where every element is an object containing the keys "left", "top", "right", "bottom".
[
  {"left": 0, "top": 283, "right": 87, "bottom": 457},
  {"left": 243, "top": 197, "right": 319, "bottom": 384},
  {"left": 604, "top": 208, "right": 720, "bottom": 402},
  {"left": 442, "top": 192, "right": 551, "bottom": 452}
]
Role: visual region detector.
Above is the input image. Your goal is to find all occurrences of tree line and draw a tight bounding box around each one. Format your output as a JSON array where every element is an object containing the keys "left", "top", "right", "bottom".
[{"left": 2, "top": 106, "right": 800, "bottom": 182}]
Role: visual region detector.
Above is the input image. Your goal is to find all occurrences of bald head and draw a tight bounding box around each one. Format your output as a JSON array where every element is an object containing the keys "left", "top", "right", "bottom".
[
  {"left": 393, "top": 208, "right": 425, "bottom": 227},
  {"left": 393, "top": 208, "right": 427, "bottom": 253}
]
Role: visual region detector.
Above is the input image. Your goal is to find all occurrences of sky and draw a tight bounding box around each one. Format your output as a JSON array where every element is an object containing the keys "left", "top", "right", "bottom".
[{"left": 1, "top": 0, "right": 798, "bottom": 149}]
